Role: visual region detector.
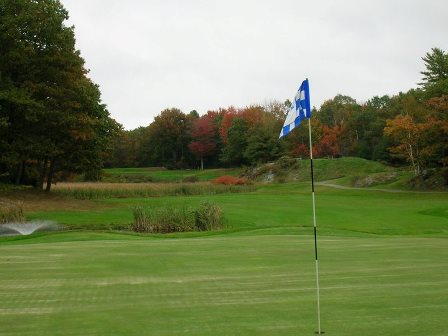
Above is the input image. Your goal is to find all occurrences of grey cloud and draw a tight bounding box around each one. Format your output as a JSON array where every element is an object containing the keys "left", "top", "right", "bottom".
[{"left": 61, "top": 0, "right": 448, "bottom": 129}]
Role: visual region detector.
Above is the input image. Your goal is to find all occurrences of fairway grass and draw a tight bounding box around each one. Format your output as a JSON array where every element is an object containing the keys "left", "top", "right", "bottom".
[
  {"left": 2, "top": 175, "right": 448, "bottom": 335},
  {"left": 0, "top": 234, "right": 447, "bottom": 335},
  {"left": 27, "top": 183, "right": 448, "bottom": 236},
  {"left": 102, "top": 167, "right": 241, "bottom": 182}
]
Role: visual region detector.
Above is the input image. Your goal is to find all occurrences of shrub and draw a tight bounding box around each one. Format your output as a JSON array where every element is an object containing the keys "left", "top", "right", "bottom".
[
  {"left": 277, "top": 155, "right": 298, "bottom": 169},
  {"left": 212, "top": 175, "right": 249, "bottom": 185},
  {"left": 83, "top": 169, "right": 103, "bottom": 182},
  {"left": 131, "top": 202, "right": 223, "bottom": 233},
  {"left": 0, "top": 201, "right": 25, "bottom": 224},
  {"left": 132, "top": 205, "right": 195, "bottom": 233},
  {"left": 0, "top": 183, "right": 29, "bottom": 192},
  {"left": 194, "top": 201, "right": 223, "bottom": 231}
]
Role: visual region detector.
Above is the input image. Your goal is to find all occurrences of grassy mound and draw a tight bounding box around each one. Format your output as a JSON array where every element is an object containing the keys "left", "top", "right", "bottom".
[{"left": 243, "top": 156, "right": 396, "bottom": 184}]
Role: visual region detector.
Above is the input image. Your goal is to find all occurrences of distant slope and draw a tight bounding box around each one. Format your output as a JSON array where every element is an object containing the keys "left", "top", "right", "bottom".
[{"left": 244, "top": 157, "right": 406, "bottom": 188}]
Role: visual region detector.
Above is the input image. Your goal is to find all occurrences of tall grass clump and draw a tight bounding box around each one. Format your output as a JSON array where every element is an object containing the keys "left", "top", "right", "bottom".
[
  {"left": 0, "top": 201, "right": 25, "bottom": 224},
  {"left": 131, "top": 202, "right": 223, "bottom": 233},
  {"left": 194, "top": 202, "right": 223, "bottom": 231},
  {"left": 53, "top": 182, "right": 256, "bottom": 200}
]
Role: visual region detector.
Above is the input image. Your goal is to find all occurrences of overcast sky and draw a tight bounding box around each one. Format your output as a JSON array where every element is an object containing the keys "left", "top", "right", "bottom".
[{"left": 61, "top": 0, "right": 447, "bottom": 130}]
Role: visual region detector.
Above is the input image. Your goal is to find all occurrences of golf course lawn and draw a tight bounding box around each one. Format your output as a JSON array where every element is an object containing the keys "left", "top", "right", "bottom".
[
  {"left": 103, "top": 167, "right": 241, "bottom": 182},
  {"left": 0, "top": 234, "right": 447, "bottom": 335},
  {"left": 1, "top": 181, "right": 448, "bottom": 335},
  {"left": 26, "top": 183, "right": 448, "bottom": 236}
]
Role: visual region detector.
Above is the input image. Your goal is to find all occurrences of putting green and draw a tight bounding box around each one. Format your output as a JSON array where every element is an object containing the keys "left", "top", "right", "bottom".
[{"left": 1, "top": 233, "right": 447, "bottom": 335}]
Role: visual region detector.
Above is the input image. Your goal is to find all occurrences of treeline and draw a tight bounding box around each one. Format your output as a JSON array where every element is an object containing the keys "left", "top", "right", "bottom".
[
  {"left": 1, "top": 0, "right": 446, "bottom": 191},
  {"left": 0, "top": 0, "right": 121, "bottom": 190},
  {"left": 108, "top": 48, "right": 448, "bottom": 175},
  {"left": 107, "top": 104, "right": 286, "bottom": 170}
]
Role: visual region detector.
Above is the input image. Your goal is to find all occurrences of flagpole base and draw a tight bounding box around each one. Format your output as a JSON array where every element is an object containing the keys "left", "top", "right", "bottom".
[{"left": 315, "top": 332, "right": 325, "bottom": 335}]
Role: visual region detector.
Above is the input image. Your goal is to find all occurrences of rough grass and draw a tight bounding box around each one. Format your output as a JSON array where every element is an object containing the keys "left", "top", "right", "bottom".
[
  {"left": 51, "top": 182, "right": 256, "bottom": 199},
  {"left": 131, "top": 202, "right": 223, "bottom": 233},
  {"left": 0, "top": 200, "right": 25, "bottom": 223},
  {"left": 132, "top": 205, "right": 195, "bottom": 233}
]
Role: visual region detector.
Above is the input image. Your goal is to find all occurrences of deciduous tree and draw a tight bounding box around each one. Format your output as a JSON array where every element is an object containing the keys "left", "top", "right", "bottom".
[
  {"left": 0, "top": 0, "right": 120, "bottom": 189},
  {"left": 188, "top": 115, "right": 217, "bottom": 170},
  {"left": 220, "top": 118, "right": 248, "bottom": 166},
  {"left": 384, "top": 115, "right": 426, "bottom": 175}
]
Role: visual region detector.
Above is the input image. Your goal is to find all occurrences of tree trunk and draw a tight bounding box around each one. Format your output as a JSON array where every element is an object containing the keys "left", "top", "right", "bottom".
[
  {"left": 15, "top": 160, "right": 25, "bottom": 185},
  {"left": 200, "top": 157, "right": 204, "bottom": 170},
  {"left": 39, "top": 158, "right": 48, "bottom": 190},
  {"left": 45, "top": 158, "right": 56, "bottom": 192}
]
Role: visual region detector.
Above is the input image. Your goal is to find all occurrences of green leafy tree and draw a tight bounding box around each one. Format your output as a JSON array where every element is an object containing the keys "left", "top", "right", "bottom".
[
  {"left": 348, "top": 95, "right": 391, "bottom": 161},
  {"left": 220, "top": 118, "right": 249, "bottom": 166},
  {"left": 420, "top": 48, "right": 448, "bottom": 86},
  {"left": 244, "top": 128, "right": 282, "bottom": 164},
  {"left": 0, "top": 0, "right": 120, "bottom": 189},
  {"left": 243, "top": 105, "right": 285, "bottom": 164},
  {"left": 420, "top": 47, "right": 448, "bottom": 98},
  {"left": 141, "top": 108, "right": 190, "bottom": 168}
]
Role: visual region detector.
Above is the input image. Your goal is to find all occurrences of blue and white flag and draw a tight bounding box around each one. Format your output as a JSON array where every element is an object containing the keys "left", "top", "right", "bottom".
[{"left": 279, "top": 79, "right": 311, "bottom": 138}]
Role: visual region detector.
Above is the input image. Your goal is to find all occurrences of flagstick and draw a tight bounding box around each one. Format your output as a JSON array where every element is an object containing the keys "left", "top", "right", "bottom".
[{"left": 308, "top": 117, "right": 322, "bottom": 335}]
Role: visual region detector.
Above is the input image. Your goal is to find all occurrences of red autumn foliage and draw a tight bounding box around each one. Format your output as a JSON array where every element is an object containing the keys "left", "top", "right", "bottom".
[
  {"left": 188, "top": 141, "right": 216, "bottom": 158},
  {"left": 314, "top": 125, "right": 342, "bottom": 158},
  {"left": 212, "top": 175, "right": 249, "bottom": 185},
  {"left": 188, "top": 115, "right": 217, "bottom": 158},
  {"left": 292, "top": 143, "right": 309, "bottom": 158},
  {"left": 219, "top": 107, "right": 238, "bottom": 144}
]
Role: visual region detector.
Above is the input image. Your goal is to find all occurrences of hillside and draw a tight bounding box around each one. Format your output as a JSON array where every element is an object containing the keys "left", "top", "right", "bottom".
[{"left": 242, "top": 157, "right": 410, "bottom": 188}]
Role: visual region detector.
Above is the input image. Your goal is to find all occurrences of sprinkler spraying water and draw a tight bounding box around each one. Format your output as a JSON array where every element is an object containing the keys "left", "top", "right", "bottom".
[{"left": 0, "top": 221, "right": 58, "bottom": 236}]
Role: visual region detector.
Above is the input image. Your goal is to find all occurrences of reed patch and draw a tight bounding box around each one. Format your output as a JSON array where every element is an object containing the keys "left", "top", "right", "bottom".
[
  {"left": 52, "top": 182, "right": 255, "bottom": 199},
  {"left": 0, "top": 201, "right": 25, "bottom": 224},
  {"left": 131, "top": 202, "right": 223, "bottom": 233}
]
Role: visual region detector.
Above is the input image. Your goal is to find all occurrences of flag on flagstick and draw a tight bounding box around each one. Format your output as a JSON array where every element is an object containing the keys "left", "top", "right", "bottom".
[
  {"left": 279, "top": 79, "right": 311, "bottom": 138},
  {"left": 278, "top": 78, "right": 323, "bottom": 335}
]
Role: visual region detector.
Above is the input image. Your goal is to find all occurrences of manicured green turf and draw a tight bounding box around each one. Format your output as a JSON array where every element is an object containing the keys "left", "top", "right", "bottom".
[
  {"left": 27, "top": 183, "right": 448, "bottom": 236},
  {"left": 1, "top": 233, "right": 447, "bottom": 335},
  {"left": 2, "top": 173, "right": 448, "bottom": 335}
]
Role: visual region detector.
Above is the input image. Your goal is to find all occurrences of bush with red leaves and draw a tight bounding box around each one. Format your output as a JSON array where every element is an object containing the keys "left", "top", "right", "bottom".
[{"left": 212, "top": 175, "right": 249, "bottom": 185}]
